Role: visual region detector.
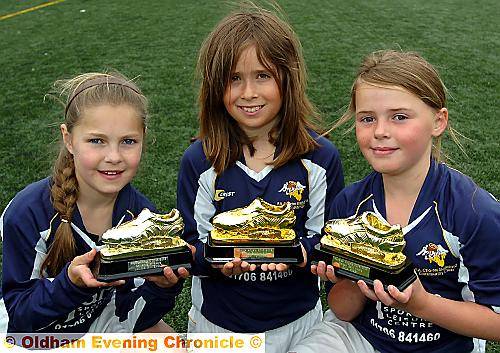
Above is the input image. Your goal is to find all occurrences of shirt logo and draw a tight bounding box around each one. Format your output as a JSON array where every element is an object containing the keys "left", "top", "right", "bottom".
[
  {"left": 214, "top": 189, "right": 236, "bottom": 201},
  {"left": 416, "top": 242, "right": 448, "bottom": 267},
  {"left": 279, "top": 181, "right": 306, "bottom": 201}
]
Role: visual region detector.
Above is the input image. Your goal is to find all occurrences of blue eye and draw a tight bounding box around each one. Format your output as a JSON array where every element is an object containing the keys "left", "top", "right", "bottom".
[
  {"left": 89, "top": 138, "right": 103, "bottom": 144},
  {"left": 122, "top": 139, "right": 137, "bottom": 145}
]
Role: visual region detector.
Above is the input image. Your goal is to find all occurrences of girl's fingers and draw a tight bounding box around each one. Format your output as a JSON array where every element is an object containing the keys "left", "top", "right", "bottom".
[
  {"left": 221, "top": 262, "right": 234, "bottom": 276},
  {"left": 387, "top": 284, "right": 412, "bottom": 304},
  {"left": 314, "top": 261, "right": 337, "bottom": 282},
  {"left": 325, "top": 264, "right": 337, "bottom": 282},
  {"left": 240, "top": 261, "right": 250, "bottom": 271},
  {"left": 267, "top": 263, "right": 277, "bottom": 271},
  {"left": 260, "top": 263, "right": 288, "bottom": 272},
  {"left": 373, "top": 280, "right": 395, "bottom": 306},
  {"left": 177, "top": 267, "right": 190, "bottom": 279},
  {"left": 316, "top": 262, "right": 326, "bottom": 280},
  {"left": 276, "top": 263, "right": 288, "bottom": 272},
  {"left": 107, "top": 279, "right": 126, "bottom": 286},
  {"left": 297, "top": 244, "right": 307, "bottom": 267},
  {"left": 311, "top": 264, "right": 318, "bottom": 275},
  {"left": 188, "top": 245, "right": 196, "bottom": 258},
  {"left": 357, "top": 280, "right": 378, "bottom": 301},
  {"left": 163, "top": 267, "right": 179, "bottom": 283}
]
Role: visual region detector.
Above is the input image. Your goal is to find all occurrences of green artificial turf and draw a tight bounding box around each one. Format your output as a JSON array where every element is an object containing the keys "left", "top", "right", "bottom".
[{"left": 1, "top": 0, "right": 498, "bottom": 351}]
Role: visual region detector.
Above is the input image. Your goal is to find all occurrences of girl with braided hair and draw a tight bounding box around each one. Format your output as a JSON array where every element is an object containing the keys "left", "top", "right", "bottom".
[{"left": 0, "top": 72, "right": 188, "bottom": 335}]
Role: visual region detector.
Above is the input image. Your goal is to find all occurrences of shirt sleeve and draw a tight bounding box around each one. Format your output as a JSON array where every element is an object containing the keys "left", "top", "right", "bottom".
[
  {"left": 451, "top": 185, "right": 500, "bottom": 310},
  {"left": 176, "top": 145, "right": 219, "bottom": 277},
  {"left": 1, "top": 207, "right": 97, "bottom": 332},
  {"left": 300, "top": 141, "right": 344, "bottom": 255}
]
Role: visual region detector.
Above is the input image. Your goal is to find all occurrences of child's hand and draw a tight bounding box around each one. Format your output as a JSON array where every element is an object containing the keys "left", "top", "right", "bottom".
[
  {"left": 260, "top": 262, "right": 289, "bottom": 272},
  {"left": 68, "top": 249, "right": 125, "bottom": 288},
  {"left": 144, "top": 266, "right": 190, "bottom": 288},
  {"left": 188, "top": 244, "right": 196, "bottom": 259},
  {"left": 357, "top": 277, "right": 428, "bottom": 314},
  {"left": 260, "top": 243, "right": 307, "bottom": 271},
  {"left": 213, "top": 258, "right": 257, "bottom": 276},
  {"left": 311, "top": 260, "right": 341, "bottom": 283}
]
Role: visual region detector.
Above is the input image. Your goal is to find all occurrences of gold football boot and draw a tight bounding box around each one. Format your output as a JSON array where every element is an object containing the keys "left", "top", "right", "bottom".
[
  {"left": 211, "top": 198, "right": 296, "bottom": 245},
  {"left": 100, "top": 208, "right": 187, "bottom": 260},
  {"left": 321, "top": 211, "right": 407, "bottom": 269}
]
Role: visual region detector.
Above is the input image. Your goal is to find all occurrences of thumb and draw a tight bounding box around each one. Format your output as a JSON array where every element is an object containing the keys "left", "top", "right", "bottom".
[
  {"left": 298, "top": 243, "right": 308, "bottom": 267},
  {"left": 73, "top": 249, "right": 97, "bottom": 266}
]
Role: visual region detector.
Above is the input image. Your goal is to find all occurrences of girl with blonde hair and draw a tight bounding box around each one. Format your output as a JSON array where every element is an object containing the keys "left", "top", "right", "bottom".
[{"left": 1, "top": 72, "right": 188, "bottom": 335}]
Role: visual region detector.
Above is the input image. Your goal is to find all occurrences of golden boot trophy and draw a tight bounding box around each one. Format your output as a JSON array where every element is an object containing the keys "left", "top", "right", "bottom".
[
  {"left": 96, "top": 208, "right": 192, "bottom": 281},
  {"left": 205, "top": 198, "right": 304, "bottom": 264},
  {"left": 313, "top": 211, "right": 416, "bottom": 290}
]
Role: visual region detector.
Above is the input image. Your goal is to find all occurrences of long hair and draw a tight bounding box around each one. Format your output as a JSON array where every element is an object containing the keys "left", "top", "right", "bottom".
[
  {"left": 196, "top": 5, "right": 321, "bottom": 174},
  {"left": 41, "top": 72, "right": 148, "bottom": 276},
  {"left": 331, "top": 50, "right": 464, "bottom": 162}
]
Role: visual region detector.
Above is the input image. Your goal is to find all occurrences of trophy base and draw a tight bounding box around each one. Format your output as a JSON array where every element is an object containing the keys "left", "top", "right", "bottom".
[
  {"left": 96, "top": 246, "right": 192, "bottom": 282},
  {"left": 205, "top": 238, "right": 304, "bottom": 264},
  {"left": 313, "top": 244, "right": 416, "bottom": 291}
]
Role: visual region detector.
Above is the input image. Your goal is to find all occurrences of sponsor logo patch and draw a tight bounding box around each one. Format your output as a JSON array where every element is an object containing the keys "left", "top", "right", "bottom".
[
  {"left": 214, "top": 189, "right": 236, "bottom": 201},
  {"left": 416, "top": 242, "right": 448, "bottom": 267},
  {"left": 279, "top": 181, "right": 306, "bottom": 201}
]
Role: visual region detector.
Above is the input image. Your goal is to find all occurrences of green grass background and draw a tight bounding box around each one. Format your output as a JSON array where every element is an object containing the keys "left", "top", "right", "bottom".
[{"left": 0, "top": 0, "right": 498, "bottom": 351}]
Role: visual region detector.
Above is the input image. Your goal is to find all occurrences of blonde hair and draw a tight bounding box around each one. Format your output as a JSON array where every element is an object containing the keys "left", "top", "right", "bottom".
[
  {"left": 333, "top": 50, "right": 463, "bottom": 162},
  {"left": 41, "top": 72, "right": 148, "bottom": 276},
  {"left": 197, "top": 4, "right": 321, "bottom": 174}
]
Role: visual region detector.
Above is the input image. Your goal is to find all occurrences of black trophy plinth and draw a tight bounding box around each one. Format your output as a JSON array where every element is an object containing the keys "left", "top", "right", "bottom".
[
  {"left": 204, "top": 237, "right": 304, "bottom": 264},
  {"left": 312, "top": 243, "right": 416, "bottom": 291},
  {"left": 96, "top": 246, "right": 192, "bottom": 282}
]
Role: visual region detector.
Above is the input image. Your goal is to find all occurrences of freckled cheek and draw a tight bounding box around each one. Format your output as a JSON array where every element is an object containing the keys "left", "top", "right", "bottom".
[{"left": 355, "top": 129, "right": 371, "bottom": 150}]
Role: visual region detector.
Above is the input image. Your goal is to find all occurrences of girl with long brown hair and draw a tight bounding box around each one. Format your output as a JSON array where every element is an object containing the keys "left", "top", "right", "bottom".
[
  {"left": 176, "top": 5, "right": 344, "bottom": 353},
  {"left": 1, "top": 72, "right": 188, "bottom": 335}
]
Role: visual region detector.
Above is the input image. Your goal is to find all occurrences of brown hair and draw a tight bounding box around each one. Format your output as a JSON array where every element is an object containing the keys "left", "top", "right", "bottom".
[
  {"left": 41, "top": 72, "right": 148, "bottom": 276},
  {"left": 332, "top": 50, "right": 463, "bottom": 162},
  {"left": 196, "top": 4, "right": 321, "bottom": 174}
]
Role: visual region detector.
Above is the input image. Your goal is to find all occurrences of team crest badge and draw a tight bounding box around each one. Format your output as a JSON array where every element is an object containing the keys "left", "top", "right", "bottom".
[
  {"left": 416, "top": 243, "right": 448, "bottom": 267},
  {"left": 279, "top": 181, "right": 306, "bottom": 201}
]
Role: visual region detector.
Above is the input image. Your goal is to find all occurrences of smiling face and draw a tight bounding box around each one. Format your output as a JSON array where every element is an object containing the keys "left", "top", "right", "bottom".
[
  {"left": 355, "top": 82, "right": 447, "bottom": 178},
  {"left": 61, "top": 103, "right": 144, "bottom": 201},
  {"left": 223, "top": 45, "right": 282, "bottom": 138}
]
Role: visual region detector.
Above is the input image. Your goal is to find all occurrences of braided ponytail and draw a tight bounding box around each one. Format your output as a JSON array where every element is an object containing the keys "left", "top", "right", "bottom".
[{"left": 41, "top": 150, "right": 79, "bottom": 276}]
